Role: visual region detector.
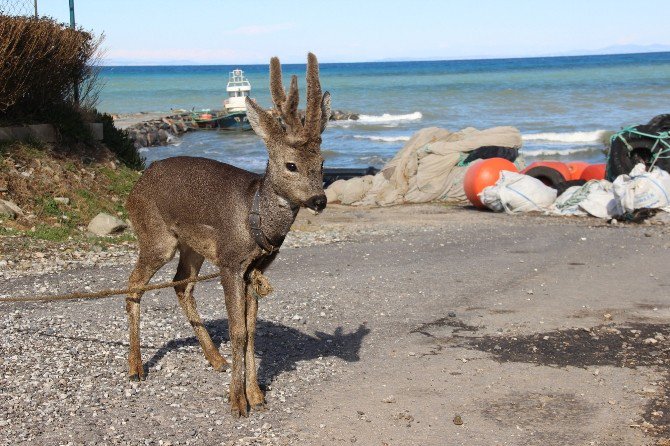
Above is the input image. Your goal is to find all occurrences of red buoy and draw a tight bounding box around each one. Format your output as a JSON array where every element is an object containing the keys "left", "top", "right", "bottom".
[
  {"left": 580, "top": 163, "right": 606, "bottom": 181},
  {"left": 565, "top": 161, "right": 589, "bottom": 180},
  {"left": 464, "top": 158, "right": 518, "bottom": 208}
]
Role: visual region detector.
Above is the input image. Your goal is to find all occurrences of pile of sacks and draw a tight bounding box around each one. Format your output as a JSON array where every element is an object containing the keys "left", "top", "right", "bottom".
[
  {"left": 479, "top": 163, "right": 670, "bottom": 218},
  {"left": 326, "top": 126, "right": 522, "bottom": 206}
]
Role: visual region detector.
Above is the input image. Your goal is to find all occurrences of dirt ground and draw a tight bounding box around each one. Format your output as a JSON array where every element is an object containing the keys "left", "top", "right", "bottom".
[{"left": 1, "top": 204, "right": 669, "bottom": 445}]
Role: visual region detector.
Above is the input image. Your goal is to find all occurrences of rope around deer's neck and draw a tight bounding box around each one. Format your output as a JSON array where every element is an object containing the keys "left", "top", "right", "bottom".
[{"left": 0, "top": 272, "right": 222, "bottom": 303}]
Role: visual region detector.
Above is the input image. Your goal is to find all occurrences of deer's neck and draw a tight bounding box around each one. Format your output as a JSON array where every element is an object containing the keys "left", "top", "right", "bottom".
[{"left": 257, "top": 176, "right": 299, "bottom": 247}]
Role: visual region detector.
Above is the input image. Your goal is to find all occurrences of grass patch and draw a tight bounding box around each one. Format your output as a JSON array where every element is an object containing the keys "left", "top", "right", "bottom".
[
  {"left": 37, "top": 197, "right": 62, "bottom": 217},
  {"left": 98, "top": 166, "right": 139, "bottom": 196},
  {"left": 0, "top": 139, "right": 47, "bottom": 161},
  {"left": 0, "top": 134, "right": 141, "bottom": 246},
  {"left": 31, "top": 225, "right": 71, "bottom": 242},
  {"left": 0, "top": 226, "right": 20, "bottom": 236}
]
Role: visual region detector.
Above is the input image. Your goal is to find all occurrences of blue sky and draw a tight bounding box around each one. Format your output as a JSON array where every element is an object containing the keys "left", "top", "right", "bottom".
[{"left": 39, "top": 0, "right": 670, "bottom": 65}]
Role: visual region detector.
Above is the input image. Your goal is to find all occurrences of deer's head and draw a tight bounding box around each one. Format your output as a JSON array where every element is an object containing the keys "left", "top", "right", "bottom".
[{"left": 246, "top": 53, "right": 330, "bottom": 213}]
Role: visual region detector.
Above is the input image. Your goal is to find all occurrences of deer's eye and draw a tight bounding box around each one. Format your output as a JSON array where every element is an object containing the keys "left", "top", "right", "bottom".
[{"left": 286, "top": 162, "right": 297, "bottom": 172}]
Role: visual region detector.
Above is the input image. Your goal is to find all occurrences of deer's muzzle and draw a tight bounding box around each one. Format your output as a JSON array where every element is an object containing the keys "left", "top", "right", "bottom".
[{"left": 305, "top": 194, "right": 327, "bottom": 213}]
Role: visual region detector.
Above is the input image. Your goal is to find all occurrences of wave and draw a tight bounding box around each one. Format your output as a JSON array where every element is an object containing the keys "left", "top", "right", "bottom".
[
  {"left": 353, "top": 135, "right": 411, "bottom": 142},
  {"left": 321, "top": 149, "right": 340, "bottom": 159},
  {"left": 521, "top": 146, "right": 603, "bottom": 157},
  {"left": 357, "top": 111, "right": 422, "bottom": 124},
  {"left": 329, "top": 112, "right": 422, "bottom": 128},
  {"left": 522, "top": 130, "right": 608, "bottom": 144}
]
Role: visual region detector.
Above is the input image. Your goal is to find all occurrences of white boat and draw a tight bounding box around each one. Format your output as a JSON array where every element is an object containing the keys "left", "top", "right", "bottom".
[{"left": 223, "top": 69, "right": 251, "bottom": 113}]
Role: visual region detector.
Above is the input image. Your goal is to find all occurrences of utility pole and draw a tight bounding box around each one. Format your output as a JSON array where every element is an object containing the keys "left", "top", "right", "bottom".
[
  {"left": 69, "top": 0, "right": 75, "bottom": 28},
  {"left": 69, "top": 0, "right": 79, "bottom": 105},
  {"left": 33, "top": 0, "right": 37, "bottom": 18}
]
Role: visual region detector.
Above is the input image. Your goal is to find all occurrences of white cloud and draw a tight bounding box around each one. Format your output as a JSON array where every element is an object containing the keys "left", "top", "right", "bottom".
[{"left": 227, "top": 22, "right": 295, "bottom": 36}]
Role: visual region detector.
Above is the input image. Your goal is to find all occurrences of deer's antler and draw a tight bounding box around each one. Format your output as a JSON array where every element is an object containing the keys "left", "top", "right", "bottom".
[
  {"left": 304, "top": 52, "right": 323, "bottom": 141},
  {"left": 269, "top": 57, "right": 302, "bottom": 135}
]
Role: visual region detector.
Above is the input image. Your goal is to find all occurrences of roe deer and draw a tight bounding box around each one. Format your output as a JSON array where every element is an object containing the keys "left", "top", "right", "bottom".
[{"left": 125, "top": 53, "right": 330, "bottom": 417}]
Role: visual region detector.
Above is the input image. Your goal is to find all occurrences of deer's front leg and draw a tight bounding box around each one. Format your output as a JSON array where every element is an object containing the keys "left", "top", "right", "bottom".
[
  {"left": 221, "top": 268, "right": 248, "bottom": 417},
  {"left": 245, "top": 285, "right": 265, "bottom": 410}
]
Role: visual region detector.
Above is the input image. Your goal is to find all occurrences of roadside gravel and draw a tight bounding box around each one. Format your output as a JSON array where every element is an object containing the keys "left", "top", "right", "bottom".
[{"left": 1, "top": 204, "right": 669, "bottom": 445}]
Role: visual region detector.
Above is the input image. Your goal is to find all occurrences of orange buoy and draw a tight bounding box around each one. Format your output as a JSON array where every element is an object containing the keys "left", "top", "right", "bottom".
[
  {"left": 521, "top": 161, "right": 571, "bottom": 182},
  {"left": 580, "top": 163, "right": 606, "bottom": 181},
  {"left": 565, "top": 161, "right": 589, "bottom": 180},
  {"left": 200, "top": 113, "right": 213, "bottom": 120},
  {"left": 464, "top": 158, "right": 518, "bottom": 208}
]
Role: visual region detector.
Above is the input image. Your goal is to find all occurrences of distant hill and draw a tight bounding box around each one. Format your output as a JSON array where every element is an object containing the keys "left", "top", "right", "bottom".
[{"left": 559, "top": 44, "right": 670, "bottom": 57}]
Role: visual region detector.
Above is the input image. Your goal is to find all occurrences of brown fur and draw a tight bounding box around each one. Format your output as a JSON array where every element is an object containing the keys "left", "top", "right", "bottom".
[{"left": 125, "top": 53, "right": 330, "bottom": 417}]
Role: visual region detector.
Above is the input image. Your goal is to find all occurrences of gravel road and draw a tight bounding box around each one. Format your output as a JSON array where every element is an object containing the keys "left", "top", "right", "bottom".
[{"left": 1, "top": 205, "right": 669, "bottom": 445}]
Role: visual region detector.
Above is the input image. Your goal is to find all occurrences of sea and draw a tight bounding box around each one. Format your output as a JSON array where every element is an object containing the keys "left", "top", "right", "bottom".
[{"left": 99, "top": 52, "right": 670, "bottom": 172}]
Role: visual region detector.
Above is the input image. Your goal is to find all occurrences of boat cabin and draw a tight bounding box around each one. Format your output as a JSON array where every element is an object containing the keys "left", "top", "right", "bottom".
[{"left": 224, "top": 69, "right": 252, "bottom": 112}]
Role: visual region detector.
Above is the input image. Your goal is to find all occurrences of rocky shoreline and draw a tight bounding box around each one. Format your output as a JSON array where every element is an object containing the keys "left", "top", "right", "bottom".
[{"left": 114, "top": 109, "right": 360, "bottom": 150}]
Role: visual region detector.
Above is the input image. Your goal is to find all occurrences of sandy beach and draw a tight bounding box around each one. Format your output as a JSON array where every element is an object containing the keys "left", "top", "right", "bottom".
[{"left": 1, "top": 204, "right": 668, "bottom": 445}]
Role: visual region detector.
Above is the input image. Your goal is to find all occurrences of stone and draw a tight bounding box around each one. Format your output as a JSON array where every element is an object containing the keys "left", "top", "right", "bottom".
[
  {"left": 158, "top": 129, "right": 169, "bottom": 142},
  {"left": 87, "top": 213, "right": 128, "bottom": 236},
  {"left": 54, "top": 197, "right": 70, "bottom": 205},
  {"left": 0, "top": 200, "right": 23, "bottom": 219}
]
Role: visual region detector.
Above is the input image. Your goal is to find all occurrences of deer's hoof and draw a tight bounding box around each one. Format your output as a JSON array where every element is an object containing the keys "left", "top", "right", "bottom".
[
  {"left": 230, "top": 406, "right": 249, "bottom": 418},
  {"left": 211, "top": 359, "right": 229, "bottom": 372},
  {"left": 128, "top": 373, "right": 145, "bottom": 382},
  {"left": 230, "top": 393, "right": 249, "bottom": 418},
  {"left": 252, "top": 402, "right": 267, "bottom": 412}
]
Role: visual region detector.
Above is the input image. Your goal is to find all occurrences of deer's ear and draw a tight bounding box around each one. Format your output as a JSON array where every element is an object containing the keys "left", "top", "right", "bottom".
[
  {"left": 320, "top": 91, "right": 331, "bottom": 134},
  {"left": 246, "top": 97, "right": 283, "bottom": 141}
]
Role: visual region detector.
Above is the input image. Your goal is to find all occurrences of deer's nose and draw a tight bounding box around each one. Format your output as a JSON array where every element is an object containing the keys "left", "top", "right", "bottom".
[{"left": 306, "top": 194, "right": 327, "bottom": 212}]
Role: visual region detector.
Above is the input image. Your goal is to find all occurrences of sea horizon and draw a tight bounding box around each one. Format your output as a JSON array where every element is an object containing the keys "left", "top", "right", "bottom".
[{"left": 101, "top": 49, "right": 670, "bottom": 68}]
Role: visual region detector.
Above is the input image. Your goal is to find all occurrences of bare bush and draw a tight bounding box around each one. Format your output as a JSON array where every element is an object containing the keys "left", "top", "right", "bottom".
[{"left": 0, "top": 16, "right": 103, "bottom": 123}]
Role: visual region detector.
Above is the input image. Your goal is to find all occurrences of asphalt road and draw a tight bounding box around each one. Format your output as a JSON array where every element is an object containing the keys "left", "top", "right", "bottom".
[{"left": 1, "top": 207, "right": 669, "bottom": 445}]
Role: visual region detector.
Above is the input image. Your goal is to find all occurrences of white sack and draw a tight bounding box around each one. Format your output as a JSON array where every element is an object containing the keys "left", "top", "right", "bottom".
[
  {"left": 613, "top": 163, "right": 670, "bottom": 212},
  {"left": 480, "top": 171, "right": 557, "bottom": 213},
  {"left": 550, "top": 180, "right": 621, "bottom": 219}
]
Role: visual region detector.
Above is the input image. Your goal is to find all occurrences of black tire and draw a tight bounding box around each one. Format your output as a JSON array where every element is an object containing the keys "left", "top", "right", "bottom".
[
  {"left": 647, "top": 114, "right": 670, "bottom": 133},
  {"left": 555, "top": 179, "right": 587, "bottom": 196},
  {"left": 606, "top": 129, "right": 670, "bottom": 181},
  {"left": 523, "top": 166, "right": 567, "bottom": 188},
  {"left": 462, "top": 146, "right": 519, "bottom": 165}
]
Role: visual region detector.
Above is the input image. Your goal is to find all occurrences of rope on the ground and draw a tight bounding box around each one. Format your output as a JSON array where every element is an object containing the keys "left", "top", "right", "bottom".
[{"left": 0, "top": 272, "right": 222, "bottom": 303}]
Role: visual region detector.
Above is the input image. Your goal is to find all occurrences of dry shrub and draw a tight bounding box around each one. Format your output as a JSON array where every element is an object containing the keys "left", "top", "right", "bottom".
[{"left": 0, "top": 15, "right": 103, "bottom": 123}]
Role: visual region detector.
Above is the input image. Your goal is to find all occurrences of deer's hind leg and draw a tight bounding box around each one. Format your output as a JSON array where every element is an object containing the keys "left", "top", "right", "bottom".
[
  {"left": 174, "top": 245, "right": 229, "bottom": 371},
  {"left": 127, "top": 238, "right": 177, "bottom": 381}
]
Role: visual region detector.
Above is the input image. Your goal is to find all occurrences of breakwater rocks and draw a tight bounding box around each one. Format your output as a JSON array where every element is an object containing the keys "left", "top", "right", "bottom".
[
  {"left": 285, "top": 109, "right": 359, "bottom": 122},
  {"left": 330, "top": 110, "right": 359, "bottom": 121},
  {"left": 123, "top": 114, "right": 194, "bottom": 149},
  {"left": 119, "top": 109, "right": 359, "bottom": 149}
]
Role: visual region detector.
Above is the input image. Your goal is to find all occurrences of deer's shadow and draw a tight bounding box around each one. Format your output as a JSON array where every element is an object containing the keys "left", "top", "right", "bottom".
[{"left": 145, "top": 319, "right": 370, "bottom": 384}]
